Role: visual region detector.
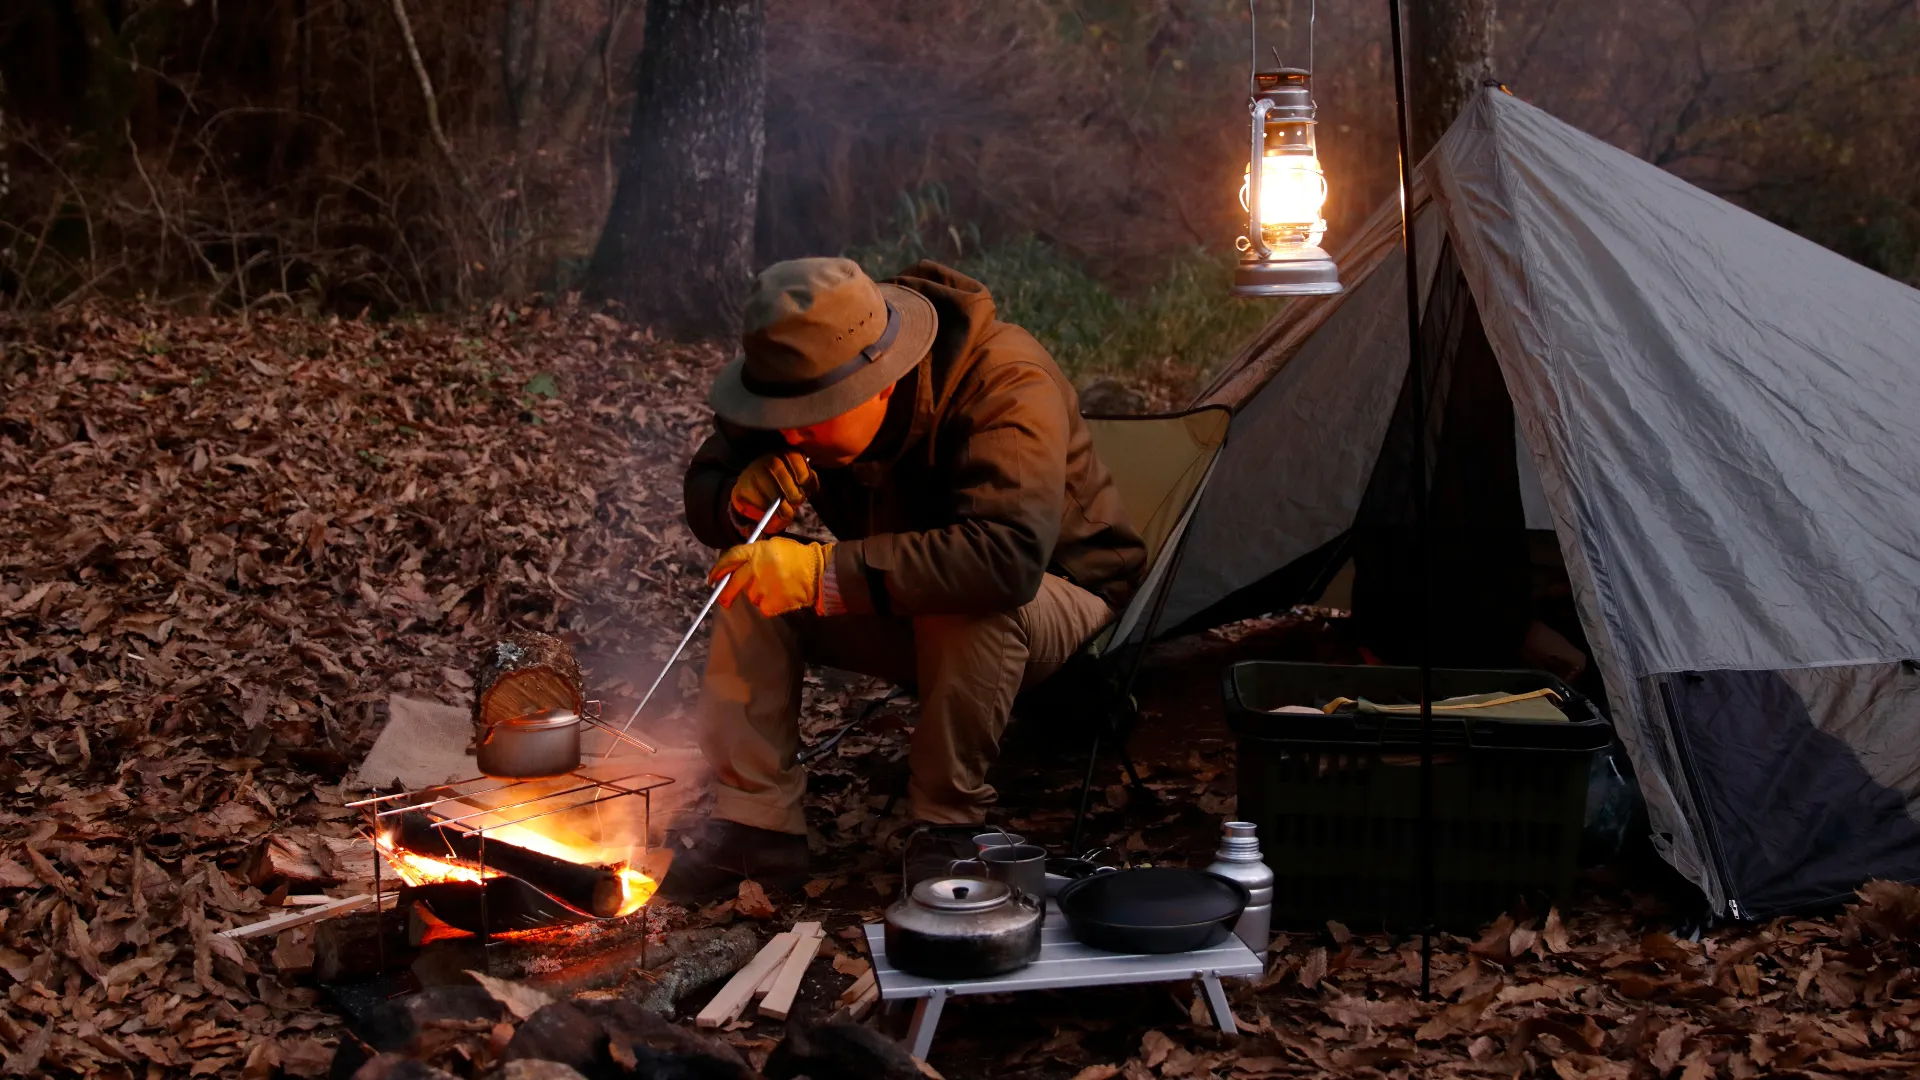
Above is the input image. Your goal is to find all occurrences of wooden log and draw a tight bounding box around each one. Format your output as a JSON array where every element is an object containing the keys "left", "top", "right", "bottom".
[
  {"left": 389, "top": 811, "right": 623, "bottom": 917},
  {"left": 472, "top": 631, "right": 584, "bottom": 732},
  {"left": 247, "top": 836, "right": 328, "bottom": 886},
  {"left": 694, "top": 931, "right": 796, "bottom": 1028},
  {"left": 758, "top": 921, "right": 823, "bottom": 1021},
  {"left": 313, "top": 907, "right": 416, "bottom": 983},
  {"left": 632, "top": 924, "right": 761, "bottom": 1019},
  {"left": 246, "top": 835, "right": 380, "bottom": 890}
]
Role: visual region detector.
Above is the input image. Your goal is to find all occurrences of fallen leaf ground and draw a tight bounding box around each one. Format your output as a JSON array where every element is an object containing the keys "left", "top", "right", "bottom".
[{"left": 5, "top": 304, "right": 1920, "bottom": 1079}]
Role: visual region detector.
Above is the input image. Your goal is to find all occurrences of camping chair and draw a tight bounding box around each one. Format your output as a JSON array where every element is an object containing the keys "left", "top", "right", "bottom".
[{"left": 796, "top": 406, "right": 1231, "bottom": 850}]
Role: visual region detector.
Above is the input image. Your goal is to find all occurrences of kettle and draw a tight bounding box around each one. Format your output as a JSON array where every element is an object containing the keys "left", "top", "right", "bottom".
[{"left": 883, "top": 877, "right": 1043, "bottom": 979}]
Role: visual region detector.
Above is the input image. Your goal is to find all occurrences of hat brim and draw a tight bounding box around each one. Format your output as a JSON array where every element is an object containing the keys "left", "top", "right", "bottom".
[{"left": 709, "top": 284, "right": 938, "bottom": 430}]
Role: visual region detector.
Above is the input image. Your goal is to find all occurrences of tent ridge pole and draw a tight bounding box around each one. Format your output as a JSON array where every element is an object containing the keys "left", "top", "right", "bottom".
[{"left": 1384, "top": 0, "right": 1436, "bottom": 1000}]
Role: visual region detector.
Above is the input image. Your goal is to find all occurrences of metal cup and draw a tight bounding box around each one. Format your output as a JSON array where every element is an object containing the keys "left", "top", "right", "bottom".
[
  {"left": 973, "top": 831, "right": 1027, "bottom": 855},
  {"left": 952, "top": 842, "right": 1049, "bottom": 908}
]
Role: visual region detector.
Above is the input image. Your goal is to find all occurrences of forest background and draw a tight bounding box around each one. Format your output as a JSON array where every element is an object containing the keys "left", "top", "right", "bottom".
[{"left": 3, "top": 0, "right": 1917, "bottom": 391}]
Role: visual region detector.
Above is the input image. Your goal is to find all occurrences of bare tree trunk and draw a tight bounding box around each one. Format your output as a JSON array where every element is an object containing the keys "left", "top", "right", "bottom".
[
  {"left": 1407, "top": 0, "right": 1499, "bottom": 161},
  {"left": 589, "top": 0, "right": 765, "bottom": 339}
]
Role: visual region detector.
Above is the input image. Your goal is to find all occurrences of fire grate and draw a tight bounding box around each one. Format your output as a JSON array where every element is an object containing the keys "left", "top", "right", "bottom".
[{"left": 348, "top": 766, "right": 673, "bottom": 970}]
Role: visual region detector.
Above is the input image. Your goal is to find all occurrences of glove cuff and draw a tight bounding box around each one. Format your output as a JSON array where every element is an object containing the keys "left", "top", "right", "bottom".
[{"left": 813, "top": 543, "right": 842, "bottom": 616}]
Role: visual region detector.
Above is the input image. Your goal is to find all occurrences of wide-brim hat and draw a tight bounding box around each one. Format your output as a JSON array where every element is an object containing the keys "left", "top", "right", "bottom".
[{"left": 710, "top": 257, "right": 938, "bottom": 430}]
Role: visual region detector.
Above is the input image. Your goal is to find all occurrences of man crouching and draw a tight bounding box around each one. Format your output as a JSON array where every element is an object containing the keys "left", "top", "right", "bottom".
[{"left": 662, "top": 257, "right": 1144, "bottom": 901}]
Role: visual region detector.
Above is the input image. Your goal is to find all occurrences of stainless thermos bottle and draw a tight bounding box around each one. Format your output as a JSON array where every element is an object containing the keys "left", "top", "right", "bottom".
[{"left": 1205, "top": 821, "right": 1274, "bottom": 958}]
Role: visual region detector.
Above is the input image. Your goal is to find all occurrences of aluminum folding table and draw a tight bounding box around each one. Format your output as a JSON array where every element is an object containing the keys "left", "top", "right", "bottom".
[{"left": 863, "top": 912, "right": 1264, "bottom": 1060}]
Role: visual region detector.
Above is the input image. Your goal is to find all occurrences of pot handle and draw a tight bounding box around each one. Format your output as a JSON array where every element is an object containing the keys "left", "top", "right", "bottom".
[{"left": 950, "top": 858, "right": 986, "bottom": 877}]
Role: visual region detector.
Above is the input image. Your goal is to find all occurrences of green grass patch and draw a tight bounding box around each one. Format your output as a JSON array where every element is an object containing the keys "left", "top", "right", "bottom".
[{"left": 851, "top": 187, "right": 1270, "bottom": 391}]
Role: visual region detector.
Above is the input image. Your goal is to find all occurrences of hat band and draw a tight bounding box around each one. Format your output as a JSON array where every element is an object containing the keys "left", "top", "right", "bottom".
[{"left": 742, "top": 303, "right": 901, "bottom": 400}]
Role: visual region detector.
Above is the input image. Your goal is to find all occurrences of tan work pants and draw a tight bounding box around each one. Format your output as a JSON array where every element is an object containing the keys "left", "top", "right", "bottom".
[{"left": 698, "top": 574, "right": 1114, "bottom": 834}]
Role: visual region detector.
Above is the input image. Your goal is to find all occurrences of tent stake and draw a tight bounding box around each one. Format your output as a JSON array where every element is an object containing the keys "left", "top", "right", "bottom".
[{"left": 1384, "top": 0, "right": 1436, "bottom": 1001}]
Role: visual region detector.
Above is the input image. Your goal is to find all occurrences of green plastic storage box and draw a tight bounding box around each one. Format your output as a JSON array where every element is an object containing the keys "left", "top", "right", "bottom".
[{"left": 1224, "top": 661, "right": 1612, "bottom": 930}]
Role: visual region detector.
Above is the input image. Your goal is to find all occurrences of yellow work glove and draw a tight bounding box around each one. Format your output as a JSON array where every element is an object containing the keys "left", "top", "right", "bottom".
[
  {"left": 730, "top": 451, "right": 817, "bottom": 535},
  {"left": 711, "top": 538, "right": 833, "bottom": 618}
]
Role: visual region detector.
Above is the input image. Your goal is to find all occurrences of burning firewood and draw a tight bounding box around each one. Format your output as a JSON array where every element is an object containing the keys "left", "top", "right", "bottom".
[
  {"left": 471, "top": 631, "right": 585, "bottom": 733},
  {"left": 387, "top": 811, "right": 627, "bottom": 918}
]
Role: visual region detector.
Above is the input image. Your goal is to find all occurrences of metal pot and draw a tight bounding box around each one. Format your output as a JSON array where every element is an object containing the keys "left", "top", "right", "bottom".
[
  {"left": 883, "top": 876, "right": 1043, "bottom": 980},
  {"left": 475, "top": 707, "right": 581, "bottom": 778}
]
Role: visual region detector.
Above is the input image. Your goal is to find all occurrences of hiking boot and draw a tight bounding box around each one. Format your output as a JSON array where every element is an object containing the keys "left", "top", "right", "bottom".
[{"left": 659, "top": 820, "right": 809, "bottom": 905}]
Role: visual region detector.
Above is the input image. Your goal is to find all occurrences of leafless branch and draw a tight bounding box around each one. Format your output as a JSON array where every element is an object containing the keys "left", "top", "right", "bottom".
[{"left": 388, "top": 0, "right": 476, "bottom": 200}]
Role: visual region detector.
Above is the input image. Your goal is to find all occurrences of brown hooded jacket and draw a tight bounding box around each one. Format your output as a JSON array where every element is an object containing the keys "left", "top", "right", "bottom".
[{"left": 683, "top": 261, "right": 1146, "bottom": 618}]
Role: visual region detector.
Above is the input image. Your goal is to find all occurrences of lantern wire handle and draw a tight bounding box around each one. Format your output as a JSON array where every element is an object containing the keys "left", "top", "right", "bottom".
[{"left": 1248, "top": 0, "right": 1259, "bottom": 92}]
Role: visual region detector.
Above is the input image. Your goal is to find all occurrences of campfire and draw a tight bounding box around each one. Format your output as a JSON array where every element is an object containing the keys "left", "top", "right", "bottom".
[
  {"left": 356, "top": 768, "right": 669, "bottom": 942},
  {"left": 376, "top": 816, "right": 656, "bottom": 916}
]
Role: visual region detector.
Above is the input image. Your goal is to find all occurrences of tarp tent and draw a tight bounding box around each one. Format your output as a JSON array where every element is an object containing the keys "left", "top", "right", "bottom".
[{"left": 1160, "top": 87, "right": 1920, "bottom": 919}]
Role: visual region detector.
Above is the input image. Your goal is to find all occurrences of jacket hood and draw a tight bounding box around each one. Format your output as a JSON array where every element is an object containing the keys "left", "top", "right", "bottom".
[
  {"left": 889, "top": 260, "right": 999, "bottom": 370},
  {"left": 848, "top": 261, "right": 1004, "bottom": 475}
]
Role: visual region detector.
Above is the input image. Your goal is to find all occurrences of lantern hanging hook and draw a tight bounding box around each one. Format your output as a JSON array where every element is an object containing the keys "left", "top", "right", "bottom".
[{"left": 1252, "top": 0, "right": 1318, "bottom": 81}]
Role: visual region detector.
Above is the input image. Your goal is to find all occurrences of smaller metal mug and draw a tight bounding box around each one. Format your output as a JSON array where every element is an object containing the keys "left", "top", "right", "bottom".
[
  {"left": 952, "top": 842, "right": 1049, "bottom": 908},
  {"left": 973, "top": 831, "right": 1026, "bottom": 855}
]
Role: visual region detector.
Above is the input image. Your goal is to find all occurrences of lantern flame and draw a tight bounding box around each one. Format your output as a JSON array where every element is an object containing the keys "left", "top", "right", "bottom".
[{"left": 1241, "top": 153, "right": 1328, "bottom": 245}]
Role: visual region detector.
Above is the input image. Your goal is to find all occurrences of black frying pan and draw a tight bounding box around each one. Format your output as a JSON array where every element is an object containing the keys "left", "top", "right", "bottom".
[{"left": 1056, "top": 868, "right": 1249, "bottom": 954}]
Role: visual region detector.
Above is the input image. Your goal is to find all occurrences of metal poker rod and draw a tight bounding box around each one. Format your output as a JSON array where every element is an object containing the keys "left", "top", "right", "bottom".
[{"left": 619, "top": 496, "right": 784, "bottom": 735}]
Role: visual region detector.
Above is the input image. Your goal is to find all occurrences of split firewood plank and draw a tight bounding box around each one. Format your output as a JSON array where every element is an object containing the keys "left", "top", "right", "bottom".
[
  {"left": 828, "top": 970, "right": 879, "bottom": 1023},
  {"left": 758, "top": 921, "right": 824, "bottom": 1021},
  {"left": 751, "top": 958, "right": 783, "bottom": 1000},
  {"left": 834, "top": 969, "right": 876, "bottom": 1008},
  {"left": 695, "top": 931, "right": 798, "bottom": 1029},
  {"left": 845, "top": 977, "right": 880, "bottom": 1021},
  {"left": 219, "top": 894, "right": 371, "bottom": 939}
]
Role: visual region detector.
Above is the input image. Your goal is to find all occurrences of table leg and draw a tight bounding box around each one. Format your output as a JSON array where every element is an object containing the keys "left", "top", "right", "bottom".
[
  {"left": 906, "top": 989, "right": 949, "bottom": 1060},
  {"left": 1200, "top": 974, "right": 1237, "bottom": 1036}
]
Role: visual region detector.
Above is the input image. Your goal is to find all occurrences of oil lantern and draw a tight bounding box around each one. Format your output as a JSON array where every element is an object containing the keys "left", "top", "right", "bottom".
[{"left": 1233, "top": 68, "right": 1341, "bottom": 297}]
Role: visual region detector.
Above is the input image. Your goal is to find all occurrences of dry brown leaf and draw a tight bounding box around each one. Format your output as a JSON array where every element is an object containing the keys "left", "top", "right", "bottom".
[
  {"left": 0, "top": 858, "right": 34, "bottom": 890},
  {"left": 1678, "top": 1049, "right": 1715, "bottom": 1080},
  {"left": 1326, "top": 920, "right": 1351, "bottom": 945},
  {"left": 1141, "top": 1030, "right": 1176, "bottom": 1069},
  {"left": 1652, "top": 1022, "right": 1694, "bottom": 1074},
  {"left": 1437, "top": 958, "right": 1489, "bottom": 999},
  {"left": 1323, "top": 993, "right": 1420, "bottom": 1031},
  {"left": 1470, "top": 914, "right": 1517, "bottom": 963},
  {"left": 737, "top": 879, "right": 778, "bottom": 919},
  {"left": 1542, "top": 907, "right": 1571, "bottom": 953},
  {"left": 1299, "top": 947, "right": 1329, "bottom": 991},
  {"left": 464, "top": 970, "right": 554, "bottom": 1020},
  {"left": 1069, "top": 1068, "right": 1120, "bottom": 1080},
  {"left": 1415, "top": 988, "right": 1496, "bottom": 1042}
]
